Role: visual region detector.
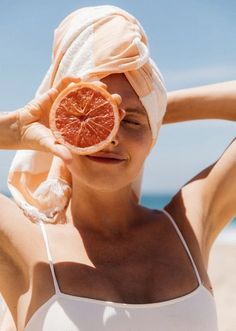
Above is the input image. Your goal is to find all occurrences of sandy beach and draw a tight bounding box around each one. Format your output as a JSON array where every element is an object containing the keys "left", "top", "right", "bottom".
[{"left": 208, "top": 240, "right": 236, "bottom": 331}]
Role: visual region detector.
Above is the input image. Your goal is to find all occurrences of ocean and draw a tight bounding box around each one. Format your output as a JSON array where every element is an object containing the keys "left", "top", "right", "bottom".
[
  {"left": 141, "top": 194, "right": 172, "bottom": 209},
  {"left": 141, "top": 194, "right": 236, "bottom": 245}
]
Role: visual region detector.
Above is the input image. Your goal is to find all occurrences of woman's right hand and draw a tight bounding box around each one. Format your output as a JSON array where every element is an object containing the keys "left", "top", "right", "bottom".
[
  {"left": 1, "top": 77, "right": 119, "bottom": 163},
  {"left": 15, "top": 77, "right": 82, "bottom": 164}
]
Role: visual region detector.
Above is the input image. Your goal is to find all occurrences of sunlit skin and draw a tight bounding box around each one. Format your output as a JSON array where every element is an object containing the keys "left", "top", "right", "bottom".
[
  {"left": 66, "top": 73, "right": 154, "bottom": 237},
  {"left": 1, "top": 69, "right": 236, "bottom": 331}
]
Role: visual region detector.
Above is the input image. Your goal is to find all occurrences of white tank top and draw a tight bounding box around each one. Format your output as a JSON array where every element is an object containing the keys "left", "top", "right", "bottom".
[{"left": 24, "top": 209, "right": 219, "bottom": 330}]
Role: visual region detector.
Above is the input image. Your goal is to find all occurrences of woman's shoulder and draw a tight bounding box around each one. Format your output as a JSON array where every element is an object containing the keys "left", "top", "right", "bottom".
[
  {"left": 141, "top": 199, "right": 213, "bottom": 292},
  {"left": 0, "top": 193, "right": 38, "bottom": 247},
  {"left": 0, "top": 194, "right": 40, "bottom": 281}
]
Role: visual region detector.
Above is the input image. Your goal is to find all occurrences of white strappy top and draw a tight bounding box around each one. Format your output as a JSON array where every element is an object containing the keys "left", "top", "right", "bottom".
[{"left": 24, "top": 209, "right": 219, "bottom": 330}]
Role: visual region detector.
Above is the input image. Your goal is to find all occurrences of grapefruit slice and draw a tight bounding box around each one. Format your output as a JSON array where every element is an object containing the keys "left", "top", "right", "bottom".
[{"left": 49, "top": 82, "right": 120, "bottom": 155}]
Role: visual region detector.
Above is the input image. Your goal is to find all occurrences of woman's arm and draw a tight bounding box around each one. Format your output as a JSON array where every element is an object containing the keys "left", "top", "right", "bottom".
[
  {"left": 0, "top": 111, "right": 19, "bottom": 150},
  {"left": 163, "top": 80, "right": 236, "bottom": 124},
  {"left": 164, "top": 80, "right": 236, "bottom": 257}
]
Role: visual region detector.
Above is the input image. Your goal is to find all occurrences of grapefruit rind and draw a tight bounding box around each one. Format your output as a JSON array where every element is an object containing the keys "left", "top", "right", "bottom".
[{"left": 49, "top": 82, "right": 120, "bottom": 155}]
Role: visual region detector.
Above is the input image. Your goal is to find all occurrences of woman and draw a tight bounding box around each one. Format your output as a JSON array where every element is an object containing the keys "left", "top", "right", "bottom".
[{"left": 0, "top": 5, "right": 235, "bottom": 331}]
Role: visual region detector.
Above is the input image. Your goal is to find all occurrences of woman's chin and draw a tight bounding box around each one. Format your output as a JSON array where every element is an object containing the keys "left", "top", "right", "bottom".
[
  {"left": 68, "top": 155, "right": 143, "bottom": 193},
  {"left": 75, "top": 175, "right": 129, "bottom": 192}
]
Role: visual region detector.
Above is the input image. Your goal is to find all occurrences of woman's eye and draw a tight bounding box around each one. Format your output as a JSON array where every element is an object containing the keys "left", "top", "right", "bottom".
[{"left": 122, "top": 119, "right": 140, "bottom": 126}]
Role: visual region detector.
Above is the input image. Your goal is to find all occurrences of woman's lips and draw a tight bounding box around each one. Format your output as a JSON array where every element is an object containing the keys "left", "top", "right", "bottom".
[{"left": 85, "top": 153, "right": 127, "bottom": 164}]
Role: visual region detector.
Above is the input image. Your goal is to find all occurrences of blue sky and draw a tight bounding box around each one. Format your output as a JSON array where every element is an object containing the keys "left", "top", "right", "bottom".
[{"left": 0, "top": 0, "right": 235, "bottom": 195}]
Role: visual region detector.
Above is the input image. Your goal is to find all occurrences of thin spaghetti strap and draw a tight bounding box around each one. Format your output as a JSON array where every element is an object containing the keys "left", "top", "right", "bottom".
[
  {"left": 39, "top": 220, "right": 61, "bottom": 294},
  {"left": 161, "top": 208, "right": 202, "bottom": 286}
]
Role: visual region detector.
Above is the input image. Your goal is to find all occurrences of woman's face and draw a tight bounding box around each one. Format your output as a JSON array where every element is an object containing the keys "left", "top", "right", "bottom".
[{"left": 67, "top": 73, "right": 152, "bottom": 192}]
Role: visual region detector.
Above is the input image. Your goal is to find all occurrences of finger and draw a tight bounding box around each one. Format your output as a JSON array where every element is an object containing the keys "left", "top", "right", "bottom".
[
  {"left": 53, "top": 144, "right": 73, "bottom": 164},
  {"left": 119, "top": 108, "right": 126, "bottom": 121},
  {"left": 34, "top": 77, "right": 82, "bottom": 115},
  {"left": 55, "top": 76, "right": 82, "bottom": 94},
  {"left": 111, "top": 93, "right": 122, "bottom": 105},
  {"left": 91, "top": 80, "right": 108, "bottom": 90},
  {"left": 38, "top": 136, "right": 73, "bottom": 164},
  {"left": 67, "top": 82, "right": 78, "bottom": 89}
]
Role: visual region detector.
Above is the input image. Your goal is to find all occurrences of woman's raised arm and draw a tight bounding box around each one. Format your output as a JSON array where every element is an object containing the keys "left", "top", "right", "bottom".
[
  {"left": 164, "top": 80, "right": 236, "bottom": 259},
  {"left": 164, "top": 80, "right": 236, "bottom": 124}
]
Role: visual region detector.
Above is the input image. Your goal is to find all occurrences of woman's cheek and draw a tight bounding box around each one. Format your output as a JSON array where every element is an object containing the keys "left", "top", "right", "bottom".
[{"left": 123, "top": 125, "right": 152, "bottom": 149}]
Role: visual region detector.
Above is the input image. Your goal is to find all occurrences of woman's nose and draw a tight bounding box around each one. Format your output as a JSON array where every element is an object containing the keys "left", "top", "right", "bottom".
[{"left": 111, "top": 136, "right": 119, "bottom": 147}]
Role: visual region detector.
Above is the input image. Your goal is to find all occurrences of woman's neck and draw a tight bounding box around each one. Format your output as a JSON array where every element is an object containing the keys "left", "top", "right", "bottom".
[{"left": 67, "top": 182, "right": 143, "bottom": 238}]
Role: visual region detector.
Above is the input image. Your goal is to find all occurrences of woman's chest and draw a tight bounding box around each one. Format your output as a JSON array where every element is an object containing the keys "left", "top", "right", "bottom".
[
  {"left": 31, "top": 217, "right": 209, "bottom": 304},
  {"left": 18, "top": 213, "right": 215, "bottom": 330}
]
